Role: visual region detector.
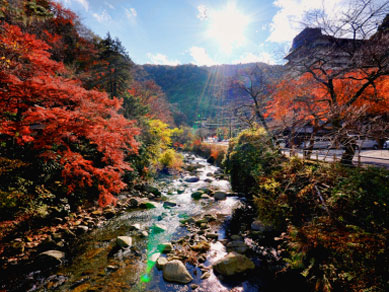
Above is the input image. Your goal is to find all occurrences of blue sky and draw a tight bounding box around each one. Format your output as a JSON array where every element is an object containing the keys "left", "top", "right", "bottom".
[{"left": 57, "top": 0, "right": 361, "bottom": 66}]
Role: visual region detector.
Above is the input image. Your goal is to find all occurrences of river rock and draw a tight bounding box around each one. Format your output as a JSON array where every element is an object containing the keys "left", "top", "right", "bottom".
[
  {"left": 200, "top": 194, "right": 211, "bottom": 200},
  {"left": 214, "top": 192, "right": 227, "bottom": 200},
  {"left": 163, "top": 260, "right": 193, "bottom": 284},
  {"left": 128, "top": 198, "right": 139, "bottom": 208},
  {"left": 140, "top": 231, "right": 148, "bottom": 237},
  {"left": 163, "top": 201, "right": 177, "bottom": 208},
  {"left": 231, "top": 235, "right": 242, "bottom": 241},
  {"left": 176, "top": 188, "right": 185, "bottom": 194},
  {"left": 116, "top": 236, "right": 132, "bottom": 248},
  {"left": 205, "top": 233, "right": 218, "bottom": 240},
  {"left": 190, "top": 241, "right": 210, "bottom": 252},
  {"left": 151, "top": 224, "right": 166, "bottom": 233},
  {"left": 199, "top": 187, "right": 212, "bottom": 194},
  {"left": 227, "top": 240, "right": 248, "bottom": 254},
  {"left": 213, "top": 252, "right": 254, "bottom": 276},
  {"left": 140, "top": 201, "right": 157, "bottom": 209},
  {"left": 76, "top": 225, "right": 89, "bottom": 234},
  {"left": 150, "top": 252, "right": 161, "bottom": 263},
  {"left": 130, "top": 223, "right": 141, "bottom": 231},
  {"left": 191, "top": 192, "right": 203, "bottom": 200},
  {"left": 158, "top": 242, "right": 173, "bottom": 253},
  {"left": 156, "top": 257, "right": 168, "bottom": 269},
  {"left": 143, "top": 185, "right": 162, "bottom": 197},
  {"left": 185, "top": 176, "right": 200, "bottom": 183},
  {"left": 38, "top": 250, "right": 65, "bottom": 265},
  {"left": 201, "top": 271, "right": 211, "bottom": 279},
  {"left": 251, "top": 220, "right": 273, "bottom": 232},
  {"left": 103, "top": 208, "right": 116, "bottom": 219}
]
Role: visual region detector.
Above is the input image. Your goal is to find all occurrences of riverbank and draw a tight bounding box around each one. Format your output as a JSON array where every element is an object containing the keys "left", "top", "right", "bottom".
[
  {"left": 0, "top": 183, "right": 167, "bottom": 291},
  {"left": 1, "top": 153, "right": 273, "bottom": 292}
]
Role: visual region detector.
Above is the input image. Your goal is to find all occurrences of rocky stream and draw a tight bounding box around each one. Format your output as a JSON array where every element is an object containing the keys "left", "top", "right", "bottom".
[{"left": 2, "top": 153, "right": 284, "bottom": 292}]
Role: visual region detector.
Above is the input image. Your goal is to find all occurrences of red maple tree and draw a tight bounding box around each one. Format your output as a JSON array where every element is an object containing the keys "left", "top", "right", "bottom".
[{"left": 0, "top": 23, "right": 139, "bottom": 206}]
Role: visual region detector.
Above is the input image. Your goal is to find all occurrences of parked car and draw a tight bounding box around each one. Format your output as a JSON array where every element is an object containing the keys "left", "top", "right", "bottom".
[
  {"left": 383, "top": 140, "right": 389, "bottom": 149},
  {"left": 354, "top": 139, "right": 379, "bottom": 150},
  {"left": 276, "top": 138, "right": 287, "bottom": 148}
]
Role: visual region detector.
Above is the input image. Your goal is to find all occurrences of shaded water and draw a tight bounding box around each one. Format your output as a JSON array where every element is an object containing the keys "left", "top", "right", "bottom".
[{"left": 38, "top": 154, "right": 263, "bottom": 292}]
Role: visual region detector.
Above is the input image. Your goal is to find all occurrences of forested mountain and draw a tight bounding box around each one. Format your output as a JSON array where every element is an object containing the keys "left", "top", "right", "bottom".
[{"left": 138, "top": 63, "right": 285, "bottom": 126}]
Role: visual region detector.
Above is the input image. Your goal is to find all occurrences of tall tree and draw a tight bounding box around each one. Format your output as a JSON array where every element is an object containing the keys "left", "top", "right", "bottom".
[
  {"left": 284, "top": 0, "right": 389, "bottom": 163},
  {"left": 88, "top": 33, "right": 134, "bottom": 98},
  {"left": 232, "top": 64, "right": 278, "bottom": 145}
]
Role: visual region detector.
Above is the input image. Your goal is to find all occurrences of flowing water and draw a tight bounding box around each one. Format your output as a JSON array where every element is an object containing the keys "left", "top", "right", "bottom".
[{"left": 33, "top": 154, "right": 264, "bottom": 292}]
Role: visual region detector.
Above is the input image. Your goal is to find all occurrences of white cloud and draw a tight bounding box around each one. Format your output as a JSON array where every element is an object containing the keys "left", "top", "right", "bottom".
[
  {"left": 104, "top": 1, "right": 114, "bottom": 9},
  {"left": 92, "top": 10, "right": 111, "bottom": 23},
  {"left": 197, "top": 5, "right": 208, "bottom": 20},
  {"left": 146, "top": 53, "right": 180, "bottom": 66},
  {"left": 189, "top": 46, "right": 216, "bottom": 66},
  {"left": 75, "top": 0, "right": 89, "bottom": 11},
  {"left": 233, "top": 52, "right": 277, "bottom": 65},
  {"left": 267, "top": 0, "right": 349, "bottom": 43},
  {"left": 126, "top": 8, "right": 137, "bottom": 19}
]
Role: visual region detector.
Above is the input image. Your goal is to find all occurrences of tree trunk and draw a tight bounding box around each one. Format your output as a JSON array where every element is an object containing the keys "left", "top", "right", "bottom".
[{"left": 340, "top": 143, "right": 356, "bottom": 165}]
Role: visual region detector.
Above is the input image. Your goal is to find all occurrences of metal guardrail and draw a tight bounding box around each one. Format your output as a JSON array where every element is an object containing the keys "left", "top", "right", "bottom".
[{"left": 281, "top": 148, "right": 389, "bottom": 169}]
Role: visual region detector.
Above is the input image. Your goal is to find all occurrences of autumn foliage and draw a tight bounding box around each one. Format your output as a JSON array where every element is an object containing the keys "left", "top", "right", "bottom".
[
  {"left": 270, "top": 70, "right": 389, "bottom": 127},
  {"left": 0, "top": 22, "right": 139, "bottom": 206}
]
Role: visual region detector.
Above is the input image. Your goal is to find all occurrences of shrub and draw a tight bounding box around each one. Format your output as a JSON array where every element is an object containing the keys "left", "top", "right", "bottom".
[
  {"left": 224, "top": 126, "right": 283, "bottom": 194},
  {"left": 250, "top": 157, "right": 389, "bottom": 291},
  {"left": 158, "top": 149, "right": 183, "bottom": 170}
]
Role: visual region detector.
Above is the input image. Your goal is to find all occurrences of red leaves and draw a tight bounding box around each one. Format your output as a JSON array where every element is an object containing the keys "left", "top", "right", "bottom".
[{"left": 0, "top": 23, "right": 140, "bottom": 206}]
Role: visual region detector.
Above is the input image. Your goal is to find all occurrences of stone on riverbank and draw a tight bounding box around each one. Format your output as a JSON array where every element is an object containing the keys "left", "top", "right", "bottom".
[
  {"left": 130, "top": 223, "right": 141, "bottom": 231},
  {"left": 38, "top": 250, "right": 65, "bottom": 265},
  {"left": 214, "top": 192, "right": 227, "bottom": 200},
  {"left": 116, "top": 236, "right": 132, "bottom": 248},
  {"left": 191, "top": 191, "right": 203, "bottom": 200},
  {"left": 158, "top": 242, "right": 173, "bottom": 253},
  {"left": 163, "top": 201, "right": 177, "bottom": 208},
  {"left": 227, "top": 240, "right": 248, "bottom": 254},
  {"left": 213, "top": 252, "right": 254, "bottom": 276},
  {"left": 163, "top": 260, "right": 193, "bottom": 284},
  {"left": 251, "top": 220, "right": 273, "bottom": 232},
  {"left": 140, "top": 201, "right": 157, "bottom": 209},
  {"left": 151, "top": 224, "right": 166, "bottom": 233},
  {"left": 185, "top": 176, "right": 200, "bottom": 183},
  {"left": 156, "top": 257, "right": 168, "bottom": 269}
]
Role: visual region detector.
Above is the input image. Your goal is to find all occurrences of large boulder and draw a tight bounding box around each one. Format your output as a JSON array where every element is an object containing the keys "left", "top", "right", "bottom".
[
  {"left": 213, "top": 252, "right": 255, "bottom": 276},
  {"left": 163, "top": 260, "right": 193, "bottom": 284},
  {"left": 116, "top": 236, "right": 132, "bottom": 248}
]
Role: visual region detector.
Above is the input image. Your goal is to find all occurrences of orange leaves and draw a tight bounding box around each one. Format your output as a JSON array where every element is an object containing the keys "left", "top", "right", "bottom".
[
  {"left": 0, "top": 23, "right": 140, "bottom": 207},
  {"left": 270, "top": 69, "right": 389, "bottom": 127}
]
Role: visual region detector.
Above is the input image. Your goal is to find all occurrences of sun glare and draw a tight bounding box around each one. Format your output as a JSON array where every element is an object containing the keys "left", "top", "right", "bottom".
[{"left": 206, "top": 2, "right": 251, "bottom": 54}]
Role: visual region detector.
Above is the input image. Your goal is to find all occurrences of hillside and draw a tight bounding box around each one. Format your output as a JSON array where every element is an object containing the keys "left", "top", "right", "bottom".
[{"left": 137, "top": 63, "right": 285, "bottom": 126}]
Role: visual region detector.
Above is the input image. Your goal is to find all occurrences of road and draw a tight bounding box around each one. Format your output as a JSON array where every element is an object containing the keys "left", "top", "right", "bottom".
[
  {"left": 204, "top": 141, "right": 389, "bottom": 169},
  {"left": 282, "top": 148, "right": 389, "bottom": 169}
]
